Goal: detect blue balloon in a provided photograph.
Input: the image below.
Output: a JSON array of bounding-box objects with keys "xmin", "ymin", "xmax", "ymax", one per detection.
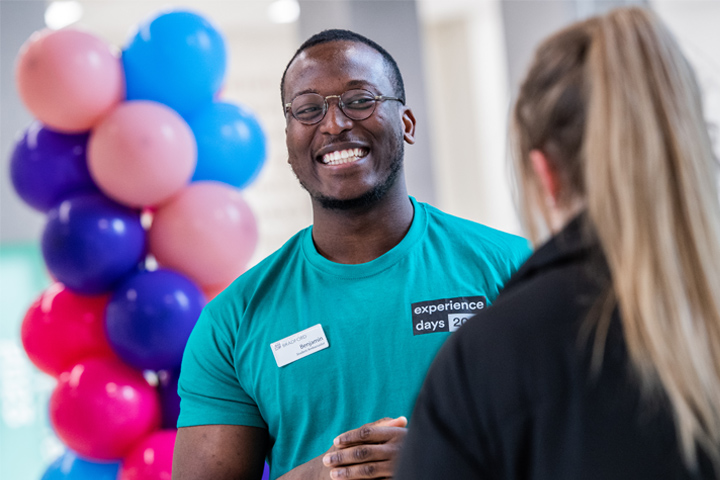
[
  {"xmin": 105, "ymin": 269, "xmax": 206, "ymax": 371},
  {"xmin": 10, "ymin": 122, "xmax": 99, "ymax": 212},
  {"xmin": 42, "ymin": 193, "xmax": 146, "ymax": 295},
  {"xmin": 262, "ymin": 462, "xmax": 270, "ymax": 480},
  {"xmin": 158, "ymin": 368, "xmax": 181, "ymax": 429},
  {"xmin": 122, "ymin": 10, "xmax": 227, "ymax": 117},
  {"xmin": 41, "ymin": 451, "xmax": 120, "ymax": 480},
  {"xmin": 188, "ymin": 101, "xmax": 266, "ymax": 189}
]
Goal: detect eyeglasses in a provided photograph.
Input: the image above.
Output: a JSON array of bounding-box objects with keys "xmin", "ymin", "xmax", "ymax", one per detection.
[{"xmin": 284, "ymin": 88, "xmax": 404, "ymax": 125}]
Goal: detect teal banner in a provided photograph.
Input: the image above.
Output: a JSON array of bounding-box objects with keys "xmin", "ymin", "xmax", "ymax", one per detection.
[{"xmin": 0, "ymin": 244, "xmax": 58, "ymax": 480}]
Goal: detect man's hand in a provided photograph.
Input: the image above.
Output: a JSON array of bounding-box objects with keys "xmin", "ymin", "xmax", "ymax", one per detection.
[{"xmin": 321, "ymin": 416, "xmax": 408, "ymax": 479}]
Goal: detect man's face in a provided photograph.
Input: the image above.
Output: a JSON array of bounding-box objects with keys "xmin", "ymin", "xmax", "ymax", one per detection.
[{"xmin": 283, "ymin": 40, "xmax": 415, "ymax": 210}]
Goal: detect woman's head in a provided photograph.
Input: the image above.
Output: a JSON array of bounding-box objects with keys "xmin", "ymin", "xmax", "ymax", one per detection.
[
  {"xmin": 512, "ymin": 19, "xmax": 592, "ymax": 240},
  {"xmin": 513, "ymin": 7, "xmax": 720, "ymax": 470},
  {"xmin": 512, "ymin": 8, "xmax": 715, "ymax": 243}
]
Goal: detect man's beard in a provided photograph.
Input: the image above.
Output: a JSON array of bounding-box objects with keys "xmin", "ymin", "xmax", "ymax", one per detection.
[{"xmin": 299, "ymin": 142, "xmax": 404, "ymax": 211}]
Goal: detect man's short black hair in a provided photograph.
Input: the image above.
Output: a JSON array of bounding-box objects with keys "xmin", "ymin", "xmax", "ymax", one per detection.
[{"xmin": 280, "ymin": 29, "xmax": 406, "ymax": 105}]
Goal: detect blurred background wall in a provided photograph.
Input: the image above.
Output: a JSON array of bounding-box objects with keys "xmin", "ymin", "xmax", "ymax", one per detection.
[{"xmin": 1, "ymin": 1, "xmax": 718, "ymax": 478}]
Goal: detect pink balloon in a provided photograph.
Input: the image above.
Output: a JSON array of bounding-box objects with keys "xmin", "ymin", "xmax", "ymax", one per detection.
[
  {"xmin": 15, "ymin": 29, "xmax": 124, "ymax": 133},
  {"xmin": 21, "ymin": 283, "xmax": 115, "ymax": 378},
  {"xmin": 49, "ymin": 358, "xmax": 161, "ymax": 460},
  {"xmin": 148, "ymin": 181, "xmax": 258, "ymax": 288},
  {"xmin": 202, "ymin": 281, "xmax": 231, "ymax": 302},
  {"xmin": 88, "ymin": 101, "xmax": 197, "ymax": 208},
  {"xmin": 119, "ymin": 430, "xmax": 176, "ymax": 480}
]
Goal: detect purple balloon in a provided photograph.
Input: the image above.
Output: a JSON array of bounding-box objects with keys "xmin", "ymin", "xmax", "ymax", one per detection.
[
  {"xmin": 10, "ymin": 122, "xmax": 99, "ymax": 212},
  {"xmin": 42, "ymin": 193, "xmax": 146, "ymax": 294},
  {"xmin": 158, "ymin": 368, "xmax": 181, "ymax": 429},
  {"xmin": 105, "ymin": 269, "xmax": 206, "ymax": 371}
]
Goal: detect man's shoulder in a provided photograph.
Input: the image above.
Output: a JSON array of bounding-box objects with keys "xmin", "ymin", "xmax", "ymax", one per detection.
[
  {"xmin": 420, "ymin": 201, "xmax": 531, "ymax": 259},
  {"xmin": 422, "ymin": 201, "xmax": 524, "ymax": 240},
  {"xmin": 210, "ymin": 227, "xmax": 309, "ymax": 306}
]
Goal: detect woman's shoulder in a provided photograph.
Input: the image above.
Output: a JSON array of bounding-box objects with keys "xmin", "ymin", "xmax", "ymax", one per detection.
[{"xmin": 430, "ymin": 258, "xmax": 604, "ymax": 414}]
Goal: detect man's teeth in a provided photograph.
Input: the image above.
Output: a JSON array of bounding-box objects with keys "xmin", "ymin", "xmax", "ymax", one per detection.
[{"xmin": 322, "ymin": 148, "xmax": 368, "ymax": 165}]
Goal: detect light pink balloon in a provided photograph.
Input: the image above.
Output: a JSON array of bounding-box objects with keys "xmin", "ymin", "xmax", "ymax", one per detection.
[
  {"xmin": 15, "ymin": 29, "xmax": 124, "ymax": 133},
  {"xmin": 203, "ymin": 281, "xmax": 232, "ymax": 302},
  {"xmin": 119, "ymin": 430, "xmax": 176, "ymax": 480},
  {"xmin": 148, "ymin": 181, "xmax": 258, "ymax": 288},
  {"xmin": 88, "ymin": 101, "xmax": 197, "ymax": 208}
]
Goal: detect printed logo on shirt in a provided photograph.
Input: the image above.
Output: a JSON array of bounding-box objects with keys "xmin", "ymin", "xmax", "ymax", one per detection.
[{"xmin": 411, "ymin": 296, "xmax": 486, "ymax": 335}]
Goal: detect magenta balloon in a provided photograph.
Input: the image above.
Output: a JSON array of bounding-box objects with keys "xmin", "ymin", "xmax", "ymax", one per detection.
[
  {"xmin": 148, "ymin": 181, "xmax": 258, "ymax": 287},
  {"xmin": 21, "ymin": 283, "xmax": 115, "ymax": 378},
  {"xmin": 88, "ymin": 101, "xmax": 196, "ymax": 208},
  {"xmin": 118, "ymin": 430, "xmax": 176, "ymax": 480},
  {"xmin": 49, "ymin": 358, "xmax": 161, "ymax": 461},
  {"xmin": 15, "ymin": 29, "xmax": 124, "ymax": 133}
]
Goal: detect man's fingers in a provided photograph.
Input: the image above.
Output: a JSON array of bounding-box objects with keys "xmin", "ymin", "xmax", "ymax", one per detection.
[
  {"xmin": 323, "ymin": 444, "xmax": 392, "ymax": 467},
  {"xmin": 334, "ymin": 425, "xmax": 405, "ymax": 448},
  {"xmin": 367, "ymin": 417, "xmax": 394, "ymax": 426},
  {"xmin": 328, "ymin": 460, "xmax": 393, "ymax": 479},
  {"xmin": 373, "ymin": 416, "xmax": 407, "ymax": 428},
  {"xmin": 325, "ymin": 418, "xmax": 407, "ymax": 478},
  {"xmin": 334, "ymin": 417, "xmax": 407, "ymax": 447}
]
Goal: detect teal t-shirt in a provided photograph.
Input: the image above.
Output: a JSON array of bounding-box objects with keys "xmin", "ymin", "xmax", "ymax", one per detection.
[{"xmin": 178, "ymin": 197, "xmax": 530, "ymax": 479}]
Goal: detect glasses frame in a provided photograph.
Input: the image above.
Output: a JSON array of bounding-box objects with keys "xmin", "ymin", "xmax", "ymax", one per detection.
[{"xmin": 284, "ymin": 88, "xmax": 405, "ymax": 125}]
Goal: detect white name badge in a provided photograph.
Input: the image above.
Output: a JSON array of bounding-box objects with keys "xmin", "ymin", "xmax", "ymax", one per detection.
[{"xmin": 270, "ymin": 324, "xmax": 329, "ymax": 368}]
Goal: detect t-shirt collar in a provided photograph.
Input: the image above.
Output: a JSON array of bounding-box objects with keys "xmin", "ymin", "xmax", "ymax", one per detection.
[{"xmin": 302, "ymin": 196, "xmax": 428, "ymax": 278}]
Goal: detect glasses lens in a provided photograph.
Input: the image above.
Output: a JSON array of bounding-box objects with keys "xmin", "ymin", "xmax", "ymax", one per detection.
[
  {"xmin": 341, "ymin": 90, "xmax": 376, "ymax": 120},
  {"xmin": 291, "ymin": 93, "xmax": 325, "ymax": 123}
]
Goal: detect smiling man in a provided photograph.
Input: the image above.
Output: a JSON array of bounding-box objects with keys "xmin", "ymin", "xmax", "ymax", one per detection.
[{"xmin": 172, "ymin": 30, "xmax": 530, "ymax": 480}]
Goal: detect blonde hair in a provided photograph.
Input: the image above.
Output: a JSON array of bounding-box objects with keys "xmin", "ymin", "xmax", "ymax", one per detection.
[{"xmin": 513, "ymin": 7, "xmax": 720, "ymax": 470}]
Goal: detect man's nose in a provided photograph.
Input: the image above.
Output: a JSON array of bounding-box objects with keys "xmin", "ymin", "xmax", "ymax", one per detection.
[{"xmin": 319, "ymin": 98, "xmax": 353, "ymax": 134}]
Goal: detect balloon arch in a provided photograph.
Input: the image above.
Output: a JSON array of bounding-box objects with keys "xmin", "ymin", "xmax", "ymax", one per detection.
[{"xmin": 11, "ymin": 9, "xmax": 270, "ymax": 480}]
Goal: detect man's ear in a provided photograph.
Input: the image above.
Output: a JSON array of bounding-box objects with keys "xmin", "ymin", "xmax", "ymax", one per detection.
[
  {"xmin": 529, "ymin": 149, "xmax": 561, "ymax": 207},
  {"xmin": 402, "ymin": 108, "xmax": 416, "ymax": 145}
]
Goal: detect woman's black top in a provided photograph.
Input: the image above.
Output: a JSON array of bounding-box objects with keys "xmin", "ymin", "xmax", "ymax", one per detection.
[{"xmin": 395, "ymin": 215, "xmax": 716, "ymax": 479}]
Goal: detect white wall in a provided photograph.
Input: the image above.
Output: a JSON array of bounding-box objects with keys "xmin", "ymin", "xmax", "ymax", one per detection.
[
  {"xmin": 419, "ymin": 0, "xmax": 521, "ymax": 235},
  {"xmin": 652, "ymin": 0, "xmax": 720, "ymax": 161}
]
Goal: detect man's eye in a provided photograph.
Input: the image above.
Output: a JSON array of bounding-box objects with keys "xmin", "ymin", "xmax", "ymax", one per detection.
[
  {"xmin": 295, "ymin": 104, "xmax": 323, "ymax": 116},
  {"xmin": 345, "ymin": 97, "xmax": 375, "ymax": 110}
]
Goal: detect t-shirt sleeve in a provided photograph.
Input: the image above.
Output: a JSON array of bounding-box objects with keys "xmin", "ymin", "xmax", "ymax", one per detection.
[
  {"xmin": 177, "ymin": 307, "xmax": 266, "ymax": 429},
  {"xmin": 394, "ymin": 334, "xmax": 495, "ymax": 479},
  {"xmin": 482, "ymin": 232, "xmax": 532, "ymax": 305},
  {"xmin": 508, "ymin": 235, "xmax": 533, "ymax": 273}
]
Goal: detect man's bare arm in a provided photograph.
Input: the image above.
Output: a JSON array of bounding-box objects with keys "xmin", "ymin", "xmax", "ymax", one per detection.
[{"xmin": 172, "ymin": 425, "xmax": 268, "ymax": 480}]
